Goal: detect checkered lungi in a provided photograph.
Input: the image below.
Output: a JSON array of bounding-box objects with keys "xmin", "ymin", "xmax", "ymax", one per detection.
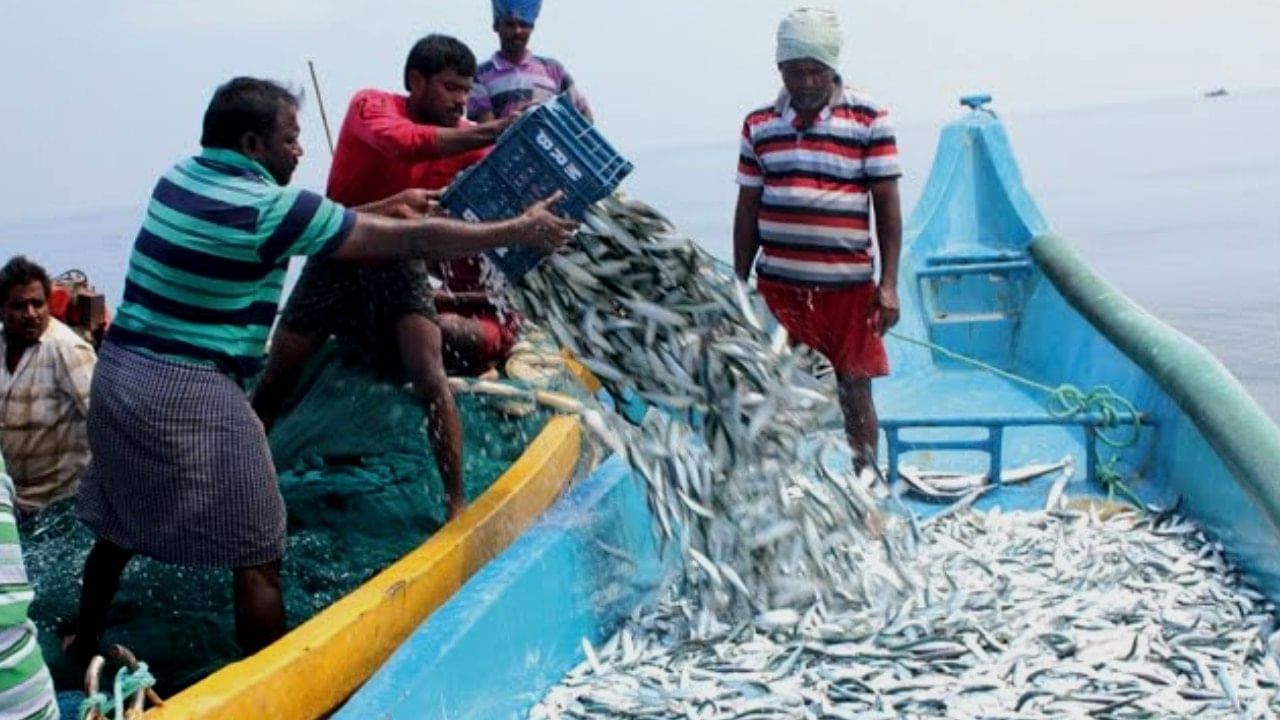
[{"xmin": 77, "ymin": 341, "xmax": 285, "ymax": 568}]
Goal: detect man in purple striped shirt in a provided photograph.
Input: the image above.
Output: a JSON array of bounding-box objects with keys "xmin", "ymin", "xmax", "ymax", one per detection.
[{"xmin": 468, "ymin": 0, "xmax": 593, "ymax": 123}]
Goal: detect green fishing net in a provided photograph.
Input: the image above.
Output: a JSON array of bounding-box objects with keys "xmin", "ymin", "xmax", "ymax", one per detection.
[{"xmin": 22, "ymin": 341, "xmax": 553, "ymax": 695}]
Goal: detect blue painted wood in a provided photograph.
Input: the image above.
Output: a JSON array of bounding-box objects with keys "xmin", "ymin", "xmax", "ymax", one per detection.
[
  {"xmin": 925, "ymin": 251, "xmax": 1023, "ymax": 266},
  {"xmin": 916, "ymin": 260, "xmax": 1033, "ymax": 276},
  {"xmin": 882, "ymin": 412, "xmax": 1148, "ymax": 427},
  {"xmin": 881, "ymin": 413, "xmax": 1152, "ymax": 485}
]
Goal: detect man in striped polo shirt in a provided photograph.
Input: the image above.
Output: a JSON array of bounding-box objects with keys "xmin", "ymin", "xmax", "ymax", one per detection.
[
  {"xmin": 66, "ymin": 77, "xmax": 575, "ymax": 661},
  {"xmin": 734, "ymin": 8, "xmax": 903, "ymax": 472},
  {"xmin": 468, "ymin": 0, "xmax": 593, "ymax": 123},
  {"xmin": 0, "ymin": 450, "xmax": 58, "ymax": 720}
]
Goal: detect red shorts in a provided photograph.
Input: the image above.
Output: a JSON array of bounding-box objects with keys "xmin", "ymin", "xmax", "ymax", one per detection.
[
  {"xmin": 436, "ymin": 299, "xmax": 521, "ymax": 375},
  {"xmin": 475, "ymin": 311, "xmax": 520, "ymax": 362},
  {"xmin": 434, "ymin": 260, "xmax": 521, "ymax": 371},
  {"xmin": 757, "ymin": 278, "xmax": 890, "ymax": 378}
]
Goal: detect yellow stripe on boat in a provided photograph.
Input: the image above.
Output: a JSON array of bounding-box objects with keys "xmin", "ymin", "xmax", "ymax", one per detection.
[
  {"xmin": 148, "ymin": 415, "xmax": 582, "ymax": 720},
  {"xmin": 561, "ymin": 349, "xmax": 603, "ymax": 392}
]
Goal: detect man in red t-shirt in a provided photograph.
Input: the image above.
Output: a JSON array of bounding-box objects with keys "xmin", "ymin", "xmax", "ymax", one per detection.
[
  {"xmin": 254, "ymin": 35, "xmax": 519, "ymax": 520},
  {"xmin": 323, "ymin": 33, "xmax": 523, "ymax": 378},
  {"xmin": 324, "ymin": 36, "xmax": 524, "ymax": 379}
]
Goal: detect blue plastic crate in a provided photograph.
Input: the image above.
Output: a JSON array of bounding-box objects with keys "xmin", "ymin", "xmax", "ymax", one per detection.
[{"xmin": 441, "ymin": 93, "xmax": 633, "ymax": 280}]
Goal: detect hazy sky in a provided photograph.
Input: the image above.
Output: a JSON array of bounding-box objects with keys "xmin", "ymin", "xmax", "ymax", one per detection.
[{"xmin": 1, "ymin": 1, "xmax": 1277, "ymax": 223}]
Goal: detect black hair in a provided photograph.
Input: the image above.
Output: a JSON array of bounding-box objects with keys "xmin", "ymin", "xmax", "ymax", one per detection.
[
  {"xmin": 403, "ymin": 34, "xmax": 477, "ymax": 90},
  {"xmin": 0, "ymin": 255, "xmax": 50, "ymax": 301},
  {"xmin": 200, "ymin": 77, "xmax": 302, "ymax": 150}
]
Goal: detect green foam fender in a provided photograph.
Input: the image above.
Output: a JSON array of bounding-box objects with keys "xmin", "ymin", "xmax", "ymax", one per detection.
[{"xmin": 1030, "ymin": 233, "xmax": 1280, "ymax": 526}]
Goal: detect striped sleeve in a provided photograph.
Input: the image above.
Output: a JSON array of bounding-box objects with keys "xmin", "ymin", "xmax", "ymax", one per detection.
[
  {"xmin": 736, "ymin": 119, "xmax": 764, "ymax": 187},
  {"xmin": 0, "ymin": 482, "xmax": 32, "ymax": 622},
  {"xmin": 467, "ymin": 80, "xmax": 493, "ymax": 119},
  {"xmin": 260, "ymin": 190, "xmax": 357, "ymax": 262},
  {"xmin": 863, "ymin": 108, "xmax": 901, "ymax": 180},
  {"xmin": 552, "ymin": 61, "xmax": 591, "ymax": 118},
  {"xmin": 0, "ymin": 469, "xmax": 58, "ymax": 720},
  {"xmin": 548, "ymin": 58, "xmax": 573, "ymax": 94},
  {"xmin": 565, "ymin": 80, "xmax": 591, "ymax": 118}
]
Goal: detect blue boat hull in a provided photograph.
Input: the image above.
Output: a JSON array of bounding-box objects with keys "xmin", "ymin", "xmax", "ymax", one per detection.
[{"xmin": 337, "ymin": 103, "xmax": 1280, "ymax": 719}]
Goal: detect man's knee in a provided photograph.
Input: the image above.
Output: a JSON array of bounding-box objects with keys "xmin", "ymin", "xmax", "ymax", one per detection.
[
  {"xmin": 87, "ymin": 537, "xmax": 134, "ymax": 571},
  {"xmin": 232, "ymin": 560, "xmax": 285, "ymax": 653},
  {"xmin": 836, "ymin": 374, "xmax": 873, "ymax": 401},
  {"xmin": 435, "ymin": 313, "xmax": 484, "ymax": 347},
  {"xmin": 255, "ymin": 329, "xmax": 323, "ymax": 399},
  {"xmin": 263, "ymin": 328, "xmax": 324, "ymax": 372},
  {"xmin": 438, "ymin": 312, "xmax": 517, "ymax": 376},
  {"xmin": 234, "ymin": 560, "xmax": 282, "ymax": 590},
  {"xmin": 396, "ymin": 315, "xmax": 446, "ymax": 372}
]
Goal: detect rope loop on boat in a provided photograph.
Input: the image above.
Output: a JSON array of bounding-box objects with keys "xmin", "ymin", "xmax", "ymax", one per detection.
[
  {"xmin": 79, "ymin": 661, "xmax": 157, "ymax": 720},
  {"xmin": 1094, "ymin": 455, "xmax": 1146, "ymax": 509},
  {"xmin": 1046, "ymin": 384, "xmax": 1142, "ymax": 448}
]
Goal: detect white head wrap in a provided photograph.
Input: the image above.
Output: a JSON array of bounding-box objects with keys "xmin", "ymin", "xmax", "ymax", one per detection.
[{"xmin": 776, "ymin": 8, "xmax": 843, "ymax": 70}]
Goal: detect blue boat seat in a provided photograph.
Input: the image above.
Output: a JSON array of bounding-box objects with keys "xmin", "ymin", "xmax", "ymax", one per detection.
[
  {"xmin": 881, "ymin": 410, "xmax": 1154, "ymax": 491},
  {"xmin": 918, "ymin": 249, "xmax": 1036, "ymax": 370}
]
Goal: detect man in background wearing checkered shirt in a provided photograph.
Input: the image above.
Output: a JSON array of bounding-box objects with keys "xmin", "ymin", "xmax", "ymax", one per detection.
[{"xmin": 0, "ymin": 256, "xmax": 96, "ymax": 514}]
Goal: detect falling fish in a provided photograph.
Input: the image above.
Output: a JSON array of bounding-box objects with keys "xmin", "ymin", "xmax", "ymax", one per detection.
[{"xmin": 507, "ymin": 196, "xmax": 878, "ymax": 617}]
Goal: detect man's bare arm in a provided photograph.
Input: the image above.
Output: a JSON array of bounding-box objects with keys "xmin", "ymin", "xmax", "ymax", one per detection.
[
  {"xmin": 733, "ymin": 186, "xmax": 764, "ymax": 282},
  {"xmin": 869, "ymin": 179, "xmax": 903, "ymax": 333},
  {"xmin": 431, "ymin": 114, "xmax": 518, "ymax": 156},
  {"xmin": 870, "ymin": 179, "xmax": 902, "ymax": 288},
  {"xmin": 332, "ymin": 191, "xmax": 575, "ymax": 263},
  {"xmin": 354, "ymin": 189, "xmax": 442, "ymax": 219}
]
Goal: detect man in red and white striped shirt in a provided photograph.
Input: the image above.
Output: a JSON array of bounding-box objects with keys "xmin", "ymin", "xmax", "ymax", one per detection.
[{"xmin": 733, "ymin": 7, "xmax": 903, "ymax": 471}]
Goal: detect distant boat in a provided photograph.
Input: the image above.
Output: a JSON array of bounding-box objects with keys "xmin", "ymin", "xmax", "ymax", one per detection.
[{"xmin": 1205, "ymin": 88, "xmax": 1229, "ymax": 98}]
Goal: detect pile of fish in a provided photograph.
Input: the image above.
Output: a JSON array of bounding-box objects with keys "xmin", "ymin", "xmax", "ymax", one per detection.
[
  {"xmin": 502, "ymin": 195, "xmax": 885, "ymax": 613},
  {"xmin": 534, "ymin": 500, "xmax": 1280, "ymax": 719}
]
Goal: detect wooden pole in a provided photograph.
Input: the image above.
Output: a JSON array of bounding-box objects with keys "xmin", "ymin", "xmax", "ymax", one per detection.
[{"xmin": 307, "ymin": 60, "xmax": 335, "ymax": 156}]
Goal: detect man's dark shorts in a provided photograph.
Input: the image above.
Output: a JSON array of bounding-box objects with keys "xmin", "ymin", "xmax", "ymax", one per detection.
[{"xmin": 280, "ymin": 258, "xmax": 437, "ymax": 374}]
